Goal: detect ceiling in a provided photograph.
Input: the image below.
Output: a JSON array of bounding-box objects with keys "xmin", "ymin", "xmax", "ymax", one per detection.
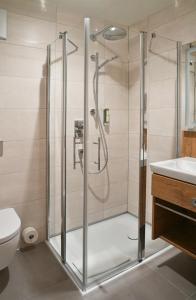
[{"xmin": 56, "ymin": 0, "xmax": 176, "ymax": 26}]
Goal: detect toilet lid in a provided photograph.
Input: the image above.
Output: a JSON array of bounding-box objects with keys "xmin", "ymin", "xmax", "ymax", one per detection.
[{"xmin": 0, "ymin": 208, "xmax": 21, "ymax": 244}]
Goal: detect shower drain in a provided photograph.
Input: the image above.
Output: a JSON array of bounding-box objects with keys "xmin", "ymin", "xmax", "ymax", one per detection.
[{"xmin": 127, "ymin": 235, "xmax": 138, "ymax": 241}]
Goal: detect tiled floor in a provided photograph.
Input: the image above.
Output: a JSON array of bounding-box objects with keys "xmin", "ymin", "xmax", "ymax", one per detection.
[{"xmin": 0, "ymin": 243, "xmax": 195, "ymax": 300}]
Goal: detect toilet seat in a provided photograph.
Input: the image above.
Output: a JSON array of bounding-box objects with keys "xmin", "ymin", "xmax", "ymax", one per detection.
[{"xmin": 0, "ymin": 208, "xmax": 21, "ymax": 244}]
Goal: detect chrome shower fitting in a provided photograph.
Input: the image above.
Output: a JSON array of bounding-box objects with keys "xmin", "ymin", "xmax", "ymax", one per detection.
[
  {"xmin": 90, "ymin": 53, "xmax": 119, "ymax": 70},
  {"xmin": 73, "ymin": 120, "xmax": 84, "ymax": 169}
]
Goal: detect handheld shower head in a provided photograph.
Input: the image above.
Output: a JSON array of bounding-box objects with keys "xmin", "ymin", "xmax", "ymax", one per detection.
[{"xmin": 98, "ymin": 55, "xmax": 118, "ymax": 69}]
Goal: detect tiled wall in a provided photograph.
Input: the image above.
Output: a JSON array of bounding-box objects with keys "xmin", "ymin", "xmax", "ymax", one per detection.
[
  {"xmin": 0, "ymin": 0, "xmax": 58, "ymax": 243},
  {"xmin": 128, "ymin": 0, "xmax": 196, "ymax": 223},
  {"xmin": 0, "ymin": 0, "xmax": 129, "ymax": 241},
  {"xmin": 2, "ymin": 0, "xmax": 195, "ymax": 244},
  {"xmin": 50, "ymin": 17, "xmax": 129, "ymax": 234}
]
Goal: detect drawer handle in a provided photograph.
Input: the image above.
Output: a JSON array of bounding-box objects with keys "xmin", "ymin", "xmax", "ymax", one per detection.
[{"xmin": 192, "ymin": 198, "xmax": 196, "ymax": 207}]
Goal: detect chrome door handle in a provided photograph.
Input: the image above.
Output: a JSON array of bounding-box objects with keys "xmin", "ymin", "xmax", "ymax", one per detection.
[
  {"xmin": 73, "ymin": 137, "xmax": 82, "ymax": 169},
  {"xmin": 93, "ymin": 137, "xmax": 101, "ymax": 171}
]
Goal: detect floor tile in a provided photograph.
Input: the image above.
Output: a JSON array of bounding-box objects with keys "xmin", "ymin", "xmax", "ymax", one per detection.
[
  {"xmin": 0, "ymin": 243, "xmax": 68, "ymax": 300},
  {"xmin": 0, "ymin": 243, "xmax": 195, "ymax": 300},
  {"xmin": 147, "ymin": 249, "xmax": 196, "ymax": 297}
]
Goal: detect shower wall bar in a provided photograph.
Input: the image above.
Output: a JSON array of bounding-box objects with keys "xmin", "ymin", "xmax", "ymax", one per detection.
[
  {"xmin": 83, "ymin": 17, "xmax": 90, "ymax": 289},
  {"xmin": 138, "ymin": 31, "xmax": 147, "ymax": 262},
  {"xmin": 46, "ymin": 44, "xmax": 51, "ymax": 242},
  {"xmin": 60, "ymin": 31, "xmax": 67, "ymax": 263},
  {"xmin": 176, "ymin": 41, "xmax": 182, "ymax": 158}
]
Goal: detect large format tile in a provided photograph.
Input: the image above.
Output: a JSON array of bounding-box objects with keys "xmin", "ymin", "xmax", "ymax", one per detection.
[
  {"xmin": 0, "ymin": 76, "xmax": 46, "ymax": 109},
  {"xmin": 0, "ymin": 43, "xmax": 46, "ymax": 79},
  {"xmin": 7, "ymin": 12, "xmax": 56, "ymax": 48},
  {"xmin": 148, "ymin": 108, "xmax": 176, "ymax": 137},
  {"xmin": 0, "ymin": 109, "xmax": 46, "ymax": 141},
  {"xmin": 0, "ymin": 139, "xmax": 46, "ymax": 175},
  {"xmin": 0, "ymin": 243, "xmax": 194, "ymax": 300},
  {"xmin": 0, "ymin": 0, "xmax": 57, "ymax": 22},
  {"xmin": 0, "ymin": 168, "xmax": 46, "ymax": 205},
  {"xmin": 0, "ymin": 243, "xmax": 68, "ymax": 300},
  {"xmin": 147, "ymin": 250, "xmax": 196, "ymax": 297}
]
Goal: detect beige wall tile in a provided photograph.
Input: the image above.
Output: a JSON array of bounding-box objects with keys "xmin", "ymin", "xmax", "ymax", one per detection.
[
  {"xmin": 129, "ymin": 81, "xmax": 140, "ymax": 110},
  {"xmin": 103, "ymin": 204, "xmax": 127, "ymax": 219},
  {"xmin": 0, "ymin": 0, "xmax": 57, "ymax": 22},
  {"xmin": 0, "ymin": 43, "xmax": 47, "ymax": 79},
  {"xmin": 109, "ymin": 110, "xmax": 128, "ymax": 134},
  {"xmin": 13, "ymin": 198, "xmax": 46, "ymax": 230},
  {"xmin": 156, "ymin": 9, "xmax": 196, "ymax": 44},
  {"xmin": 128, "ymin": 179, "xmax": 139, "ymax": 217},
  {"xmin": 104, "ymin": 84, "xmax": 128, "ymax": 110},
  {"xmin": 129, "ymin": 110, "xmax": 140, "ymax": 134},
  {"xmin": 107, "ymin": 134, "xmax": 128, "ymax": 159},
  {"xmin": 148, "ymin": 135, "xmax": 176, "ymax": 162},
  {"xmin": 0, "ymin": 139, "xmax": 46, "ymax": 174},
  {"xmin": 104, "ymin": 182, "xmax": 128, "ymax": 210},
  {"xmin": 0, "ymin": 109, "xmax": 46, "ymax": 140},
  {"xmin": 148, "ymin": 51, "xmax": 176, "ymax": 83},
  {"xmin": 0, "ymin": 168, "xmax": 46, "ymax": 206},
  {"xmin": 149, "ymin": 78, "xmax": 176, "ymax": 109},
  {"xmin": 7, "ymin": 12, "xmax": 56, "ymax": 48},
  {"xmin": 0, "ymin": 76, "xmax": 46, "ymax": 109},
  {"xmin": 148, "ymin": 108, "xmax": 176, "ymax": 137}
]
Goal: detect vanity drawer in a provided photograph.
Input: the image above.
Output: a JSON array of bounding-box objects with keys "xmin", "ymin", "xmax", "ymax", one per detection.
[{"xmin": 152, "ymin": 174, "xmax": 196, "ymax": 213}]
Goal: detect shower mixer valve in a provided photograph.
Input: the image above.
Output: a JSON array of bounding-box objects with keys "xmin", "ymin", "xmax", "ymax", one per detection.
[
  {"xmin": 73, "ymin": 120, "xmax": 84, "ymax": 169},
  {"xmin": 74, "ymin": 120, "xmax": 84, "ymax": 138}
]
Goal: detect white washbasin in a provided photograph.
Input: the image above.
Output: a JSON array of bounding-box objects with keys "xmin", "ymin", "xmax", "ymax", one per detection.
[{"xmin": 150, "ymin": 157, "xmax": 196, "ymax": 185}]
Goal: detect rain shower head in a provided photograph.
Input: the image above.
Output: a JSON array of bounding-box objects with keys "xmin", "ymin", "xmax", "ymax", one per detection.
[
  {"xmin": 103, "ymin": 26, "xmax": 127, "ymax": 41},
  {"xmin": 90, "ymin": 25, "xmax": 127, "ymax": 41}
]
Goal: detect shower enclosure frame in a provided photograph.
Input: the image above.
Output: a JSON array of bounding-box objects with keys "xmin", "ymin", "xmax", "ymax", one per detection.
[{"xmin": 46, "ymin": 19, "xmax": 182, "ymax": 292}]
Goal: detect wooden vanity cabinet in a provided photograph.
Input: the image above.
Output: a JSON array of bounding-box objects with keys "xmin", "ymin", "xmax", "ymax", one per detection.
[{"xmin": 152, "ymin": 174, "xmax": 196, "ymax": 259}]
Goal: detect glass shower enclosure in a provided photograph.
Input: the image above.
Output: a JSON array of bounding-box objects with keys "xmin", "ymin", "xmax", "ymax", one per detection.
[{"xmin": 46, "ymin": 18, "xmax": 181, "ymax": 291}]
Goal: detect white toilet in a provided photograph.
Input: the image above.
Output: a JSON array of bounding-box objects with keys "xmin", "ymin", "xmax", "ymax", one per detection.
[{"xmin": 0, "ymin": 208, "xmax": 21, "ymax": 270}]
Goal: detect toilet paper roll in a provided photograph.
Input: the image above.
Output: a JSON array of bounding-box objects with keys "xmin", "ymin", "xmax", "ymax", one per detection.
[{"xmin": 22, "ymin": 227, "xmax": 38, "ymax": 244}]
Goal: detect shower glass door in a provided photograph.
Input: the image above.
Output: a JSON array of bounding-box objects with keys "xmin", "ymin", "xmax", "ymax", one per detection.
[
  {"xmin": 47, "ymin": 18, "xmax": 177, "ymax": 291},
  {"xmin": 47, "ymin": 31, "xmax": 85, "ymax": 288},
  {"xmin": 85, "ymin": 19, "xmax": 140, "ymax": 285},
  {"xmin": 47, "ymin": 37, "xmax": 64, "ymax": 252}
]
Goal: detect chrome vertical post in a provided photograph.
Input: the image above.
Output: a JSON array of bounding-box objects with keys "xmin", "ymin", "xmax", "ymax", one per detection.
[
  {"xmin": 138, "ymin": 31, "xmax": 147, "ymax": 262},
  {"xmin": 95, "ymin": 52, "xmax": 99, "ymax": 122},
  {"xmin": 83, "ymin": 17, "xmax": 90, "ymax": 290},
  {"xmin": 176, "ymin": 41, "xmax": 182, "ymax": 157},
  {"xmin": 60, "ymin": 32, "xmax": 68, "ymax": 263},
  {"xmin": 46, "ymin": 44, "xmax": 51, "ymax": 241}
]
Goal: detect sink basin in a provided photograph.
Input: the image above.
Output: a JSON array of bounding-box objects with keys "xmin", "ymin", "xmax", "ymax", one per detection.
[{"xmin": 150, "ymin": 157, "xmax": 196, "ymax": 185}]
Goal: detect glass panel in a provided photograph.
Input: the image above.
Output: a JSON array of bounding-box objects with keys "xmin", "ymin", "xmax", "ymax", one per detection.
[
  {"xmin": 128, "ymin": 31, "xmax": 141, "ymax": 258},
  {"xmin": 183, "ymin": 43, "xmax": 196, "ymax": 129},
  {"xmin": 65, "ymin": 28, "xmax": 84, "ymax": 282},
  {"xmin": 48, "ymin": 31, "xmax": 85, "ymax": 285},
  {"xmin": 145, "ymin": 33, "xmax": 177, "ymax": 257},
  {"xmin": 48, "ymin": 38, "xmax": 63, "ymax": 256},
  {"xmin": 87, "ymin": 19, "xmax": 135, "ymax": 284}
]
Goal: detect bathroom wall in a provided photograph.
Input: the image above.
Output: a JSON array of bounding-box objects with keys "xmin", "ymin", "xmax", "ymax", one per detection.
[
  {"xmin": 53, "ymin": 18, "xmax": 129, "ymax": 233},
  {"xmin": 0, "ymin": 0, "xmax": 129, "ymax": 241},
  {"xmin": 0, "ymin": 0, "xmax": 58, "ymax": 243},
  {"xmin": 128, "ymin": 0, "xmax": 196, "ymax": 223}
]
